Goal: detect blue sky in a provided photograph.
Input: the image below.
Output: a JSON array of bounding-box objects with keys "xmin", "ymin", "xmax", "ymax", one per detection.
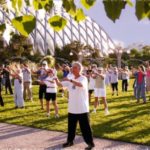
[{"xmin": 82, "ymin": 1, "xmax": 150, "ymax": 47}]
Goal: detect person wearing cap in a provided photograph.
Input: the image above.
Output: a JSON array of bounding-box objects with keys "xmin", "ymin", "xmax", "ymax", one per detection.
[
  {"xmin": 33, "ymin": 61, "xmax": 49, "ymax": 109},
  {"xmin": 40, "ymin": 69, "xmax": 59, "ymax": 118},
  {"xmin": 92, "ymin": 67, "xmax": 109, "ymax": 115},
  {"xmin": 55, "ymin": 62, "xmax": 95, "ymax": 150}
]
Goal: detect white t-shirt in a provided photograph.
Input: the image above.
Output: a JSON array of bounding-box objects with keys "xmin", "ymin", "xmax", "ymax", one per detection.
[
  {"xmin": 67, "ymin": 72, "xmax": 74, "ymax": 79},
  {"xmin": 122, "ymin": 71, "xmax": 129, "ymax": 80},
  {"xmin": 110, "ymin": 71, "xmax": 118, "ymax": 83},
  {"xmin": 44, "ymin": 76, "xmax": 57, "ymax": 93},
  {"xmin": 22, "ymin": 68, "xmax": 32, "ymax": 82},
  {"xmin": 88, "ymin": 76, "xmax": 95, "ymax": 90},
  {"xmin": 89, "ymin": 76, "xmax": 95, "ymax": 90},
  {"xmin": 105, "ymin": 71, "xmax": 110, "ymax": 85},
  {"xmin": 62, "ymin": 75, "xmax": 89, "ymax": 114}
]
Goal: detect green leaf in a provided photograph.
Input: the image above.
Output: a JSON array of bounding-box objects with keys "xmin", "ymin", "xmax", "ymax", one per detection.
[
  {"xmin": 62, "ymin": 0, "xmax": 76, "ymax": 17},
  {"xmin": 0, "ymin": 24, "xmax": 6, "ymax": 33},
  {"xmin": 25, "ymin": 0, "xmax": 30, "ymax": 6},
  {"xmin": 74, "ymin": 8, "xmax": 86, "ymax": 22},
  {"xmin": 11, "ymin": 0, "xmax": 23, "ymax": 13},
  {"xmin": 12, "ymin": 15, "xmax": 36, "ymax": 37},
  {"xmin": 18, "ymin": 0, "xmax": 23, "ymax": 11},
  {"xmin": 33, "ymin": 0, "xmax": 41, "ymax": 10},
  {"xmin": 103, "ymin": 0, "xmax": 127, "ymax": 22},
  {"xmin": 48, "ymin": 15, "xmax": 67, "ymax": 32},
  {"xmin": 80, "ymin": 0, "xmax": 96, "ymax": 10},
  {"xmin": 126, "ymin": 0, "xmax": 133, "ymax": 7},
  {"xmin": 136, "ymin": 0, "xmax": 150, "ymax": 20},
  {"xmin": 12, "ymin": 0, "xmax": 17, "ymax": 12},
  {"xmin": 33, "ymin": 0, "xmax": 53, "ymax": 11},
  {"xmin": 44, "ymin": 0, "xmax": 53, "ymax": 12}
]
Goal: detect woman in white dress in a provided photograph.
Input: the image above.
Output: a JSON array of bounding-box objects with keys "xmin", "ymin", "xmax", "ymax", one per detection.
[{"xmin": 11, "ymin": 64, "xmax": 24, "ymax": 108}]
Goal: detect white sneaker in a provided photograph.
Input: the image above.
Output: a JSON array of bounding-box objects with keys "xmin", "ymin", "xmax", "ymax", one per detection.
[
  {"xmin": 105, "ymin": 109, "xmax": 110, "ymax": 115},
  {"xmin": 55, "ymin": 114, "xmax": 59, "ymax": 118},
  {"xmin": 92, "ymin": 109, "xmax": 96, "ymax": 113}
]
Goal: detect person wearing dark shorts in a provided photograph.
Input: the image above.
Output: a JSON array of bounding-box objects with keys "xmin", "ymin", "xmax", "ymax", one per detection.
[
  {"xmin": 34, "ymin": 61, "xmax": 48, "ymax": 109},
  {"xmin": 86, "ymin": 66, "xmax": 96, "ymax": 103},
  {"xmin": 39, "ymin": 84, "xmax": 46, "ymax": 100},
  {"xmin": 43, "ymin": 69, "xmax": 59, "ymax": 118}
]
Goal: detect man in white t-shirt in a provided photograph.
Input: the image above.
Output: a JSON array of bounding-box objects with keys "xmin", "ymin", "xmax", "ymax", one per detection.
[{"xmin": 55, "ymin": 62, "xmax": 95, "ymax": 150}]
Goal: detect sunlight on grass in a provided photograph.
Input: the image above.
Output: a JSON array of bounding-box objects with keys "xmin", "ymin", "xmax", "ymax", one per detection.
[{"xmin": 0, "ymin": 79, "xmax": 150, "ymax": 145}]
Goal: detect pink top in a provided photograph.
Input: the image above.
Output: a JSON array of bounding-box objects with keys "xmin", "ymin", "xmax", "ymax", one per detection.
[
  {"xmin": 146, "ymin": 70, "xmax": 150, "ymax": 77},
  {"xmin": 138, "ymin": 72, "xmax": 143, "ymax": 84}
]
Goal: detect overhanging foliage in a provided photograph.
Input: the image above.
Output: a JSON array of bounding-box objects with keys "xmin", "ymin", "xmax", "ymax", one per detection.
[{"xmin": 0, "ymin": 0, "xmax": 149, "ymax": 37}]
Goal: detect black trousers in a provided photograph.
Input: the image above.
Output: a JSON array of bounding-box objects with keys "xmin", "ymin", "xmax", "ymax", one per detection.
[
  {"xmin": 122, "ymin": 79, "xmax": 128, "ymax": 92},
  {"xmin": 5, "ymin": 79, "xmax": 13, "ymax": 94},
  {"xmin": 0, "ymin": 96, "xmax": 4, "ymax": 106},
  {"xmin": 67, "ymin": 113, "xmax": 94, "ymax": 145},
  {"xmin": 111, "ymin": 82, "xmax": 118, "ymax": 92}
]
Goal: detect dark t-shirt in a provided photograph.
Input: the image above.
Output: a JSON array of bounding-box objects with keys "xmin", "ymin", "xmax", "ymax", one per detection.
[
  {"xmin": 2, "ymin": 69, "xmax": 10, "ymax": 80},
  {"xmin": 0, "ymin": 77, "xmax": 2, "ymax": 92}
]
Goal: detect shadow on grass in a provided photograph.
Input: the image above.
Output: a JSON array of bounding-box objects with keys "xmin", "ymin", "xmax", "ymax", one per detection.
[{"xmin": 92, "ymin": 108, "xmax": 150, "ymax": 146}]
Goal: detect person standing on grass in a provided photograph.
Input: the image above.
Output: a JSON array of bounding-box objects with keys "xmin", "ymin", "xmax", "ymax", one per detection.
[
  {"xmin": 0, "ymin": 67, "xmax": 4, "ymax": 107},
  {"xmin": 22, "ymin": 63, "xmax": 33, "ymax": 101},
  {"xmin": 92, "ymin": 67, "xmax": 109, "ymax": 115},
  {"xmin": 86, "ymin": 69, "xmax": 95, "ymax": 103},
  {"xmin": 40, "ymin": 69, "xmax": 59, "ymax": 118},
  {"xmin": 2, "ymin": 64, "xmax": 13, "ymax": 95},
  {"xmin": 60, "ymin": 64, "xmax": 70, "ymax": 97},
  {"xmin": 145, "ymin": 62, "xmax": 150, "ymax": 100},
  {"xmin": 33, "ymin": 61, "xmax": 48, "ymax": 110},
  {"xmin": 55, "ymin": 62, "xmax": 95, "ymax": 150},
  {"xmin": 120, "ymin": 66, "xmax": 130, "ymax": 92},
  {"xmin": 11, "ymin": 64, "xmax": 24, "ymax": 108},
  {"xmin": 133, "ymin": 65, "xmax": 147, "ymax": 104},
  {"xmin": 109, "ymin": 67, "xmax": 119, "ymax": 96}
]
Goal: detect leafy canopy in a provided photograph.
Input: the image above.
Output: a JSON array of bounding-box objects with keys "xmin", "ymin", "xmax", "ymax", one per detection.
[{"xmin": 0, "ymin": 0, "xmax": 149, "ymax": 37}]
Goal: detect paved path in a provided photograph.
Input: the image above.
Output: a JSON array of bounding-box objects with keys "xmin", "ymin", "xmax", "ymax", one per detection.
[{"xmin": 0, "ymin": 123, "xmax": 150, "ymax": 150}]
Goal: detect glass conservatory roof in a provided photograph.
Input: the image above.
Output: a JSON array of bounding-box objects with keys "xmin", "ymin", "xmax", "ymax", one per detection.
[{"xmin": 0, "ymin": 0, "xmax": 115, "ymax": 56}]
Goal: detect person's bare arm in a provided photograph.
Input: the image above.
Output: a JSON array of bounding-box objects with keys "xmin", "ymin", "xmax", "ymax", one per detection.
[{"xmin": 54, "ymin": 78, "xmax": 63, "ymax": 87}]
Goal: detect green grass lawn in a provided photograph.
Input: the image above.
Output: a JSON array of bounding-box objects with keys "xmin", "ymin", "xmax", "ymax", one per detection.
[{"xmin": 0, "ymin": 79, "xmax": 150, "ymax": 145}]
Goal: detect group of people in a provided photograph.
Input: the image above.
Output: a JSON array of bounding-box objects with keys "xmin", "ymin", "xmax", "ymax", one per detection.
[
  {"xmin": 0, "ymin": 63, "xmax": 32, "ymax": 108},
  {"xmin": 1, "ymin": 60, "xmax": 150, "ymax": 150},
  {"xmin": 1, "ymin": 61, "xmax": 150, "ymax": 110},
  {"xmin": 132, "ymin": 64, "xmax": 150, "ymax": 104}
]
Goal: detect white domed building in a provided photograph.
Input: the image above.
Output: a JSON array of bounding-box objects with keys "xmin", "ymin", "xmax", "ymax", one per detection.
[{"xmin": 0, "ymin": 1, "xmax": 115, "ymax": 56}]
